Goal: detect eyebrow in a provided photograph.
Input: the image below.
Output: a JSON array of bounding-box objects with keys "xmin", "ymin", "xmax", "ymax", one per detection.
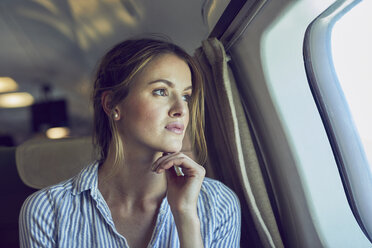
[{"xmin": 148, "ymin": 79, "xmax": 192, "ymax": 91}]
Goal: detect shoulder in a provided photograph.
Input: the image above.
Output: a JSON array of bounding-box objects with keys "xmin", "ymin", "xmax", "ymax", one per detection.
[
  {"xmin": 198, "ymin": 177, "xmax": 241, "ymax": 246},
  {"xmin": 20, "ymin": 162, "xmax": 98, "ymax": 218},
  {"xmin": 20, "ymin": 177, "xmax": 75, "ymax": 220},
  {"xmin": 200, "ymin": 177, "xmax": 240, "ymax": 209},
  {"xmin": 199, "ymin": 177, "xmax": 241, "ymax": 223},
  {"xmin": 19, "ymin": 163, "xmax": 98, "ymax": 247},
  {"xmin": 19, "ymin": 178, "xmax": 75, "ymax": 247}
]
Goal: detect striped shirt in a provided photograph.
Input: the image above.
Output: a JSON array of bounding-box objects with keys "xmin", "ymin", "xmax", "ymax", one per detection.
[{"xmin": 19, "ymin": 162, "xmax": 241, "ymax": 247}]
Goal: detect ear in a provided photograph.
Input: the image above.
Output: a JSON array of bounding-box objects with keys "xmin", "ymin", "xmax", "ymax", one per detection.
[{"xmin": 101, "ymin": 91, "xmax": 120, "ymax": 120}]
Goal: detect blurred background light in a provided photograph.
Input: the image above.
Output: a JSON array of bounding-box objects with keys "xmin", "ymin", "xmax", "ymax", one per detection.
[
  {"xmin": 0, "ymin": 92, "xmax": 34, "ymax": 108},
  {"xmin": 0, "ymin": 77, "xmax": 18, "ymax": 93},
  {"xmin": 46, "ymin": 127, "xmax": 70, "ymax": 139}
]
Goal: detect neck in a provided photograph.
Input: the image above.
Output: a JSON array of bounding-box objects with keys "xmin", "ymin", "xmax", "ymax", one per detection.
[{"xmin": 98, "ymin": 147, "xmax": 166, "ymax": 210}]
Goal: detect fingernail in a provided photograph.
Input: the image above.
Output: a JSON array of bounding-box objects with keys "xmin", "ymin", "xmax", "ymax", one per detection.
[{"xmin": 174, "ymin": 166, "xmax": 184, "ymax": 176}]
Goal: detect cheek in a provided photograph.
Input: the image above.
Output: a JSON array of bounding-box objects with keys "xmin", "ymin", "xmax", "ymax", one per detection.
[
  {"xmin": 185, "ymin": 110, "xmax": 190, "ymax": 127},
  {"xmin": 128, "ymin": 100, "xmax": 163, "ymax": 125}
]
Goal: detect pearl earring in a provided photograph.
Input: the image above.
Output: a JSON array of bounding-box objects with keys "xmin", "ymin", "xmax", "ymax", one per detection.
[{"xmin": 114, "ymin": 112, "xmax": 119, "ymax": 119}]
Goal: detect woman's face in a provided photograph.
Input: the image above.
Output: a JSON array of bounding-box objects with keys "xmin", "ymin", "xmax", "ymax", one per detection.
[{"xmin": 116, "ymin": 53, "xmax": 192, "ymax": 154}]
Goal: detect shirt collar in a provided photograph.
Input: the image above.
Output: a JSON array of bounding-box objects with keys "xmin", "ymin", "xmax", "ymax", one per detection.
[{"xmin": 71, "ymin": 161, "xmax": 99, "ymax": 196}]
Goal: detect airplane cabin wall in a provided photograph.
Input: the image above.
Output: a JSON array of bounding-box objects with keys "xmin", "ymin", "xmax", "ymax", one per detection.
[{"xmin": 228, "ymin": 0, "xmax": 371, "ymax": 247}]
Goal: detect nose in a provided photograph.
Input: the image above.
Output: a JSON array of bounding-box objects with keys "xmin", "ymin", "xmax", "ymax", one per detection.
[{"xmin": 169, "ymin": 96, "xmax": 187, "ymax": 118}]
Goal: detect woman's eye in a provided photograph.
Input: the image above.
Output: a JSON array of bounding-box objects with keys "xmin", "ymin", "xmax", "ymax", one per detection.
[
  {"xmin": 182, "ymin": 94, "xmax": 192, "ymax": 102},
  {"xmin": 153, "ymin": 89, "xmax": 167, "ymax": 96}
]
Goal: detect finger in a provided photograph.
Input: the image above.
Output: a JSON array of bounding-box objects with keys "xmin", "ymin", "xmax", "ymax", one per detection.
[
  {"xmin": 163, "ymin": 153, "xmax": 184, "ymax": 175},
  {"xmin": 156, "ymin": 155, "xmax": 205, "ymax": 177},
  {"xmin": 155, "ymin": 155, "xmax": 184, "ymax": 176},
  {"xmin": 152, "ymin": 152, "xmax": 180, "ymax": 171},
  {"xmin": 155, "ymin": 156, "xmax": 186, "ymax": 172}
]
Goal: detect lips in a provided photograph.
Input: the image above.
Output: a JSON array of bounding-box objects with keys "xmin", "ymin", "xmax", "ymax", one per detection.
[{"xmin": 165, "ymin": 122, "xmax": 185, "ymax": 134}]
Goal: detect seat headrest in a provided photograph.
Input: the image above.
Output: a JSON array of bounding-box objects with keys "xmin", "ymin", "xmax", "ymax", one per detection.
[{"xmin": 16, "ymin": 137, "xmax": 96, "ymax": 189}]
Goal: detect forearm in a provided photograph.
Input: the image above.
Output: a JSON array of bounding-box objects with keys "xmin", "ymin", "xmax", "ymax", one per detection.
[{"xmin": 173, "ymin": 211, "xmax": 204, "ymax": 248}]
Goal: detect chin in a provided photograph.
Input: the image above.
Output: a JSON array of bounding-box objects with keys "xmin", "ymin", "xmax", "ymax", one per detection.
[
  {"xmin": 154, "ymin": 137, "xmax": 184, "ymax": 153},
  {"xmin": 163, "ymin": 147, "xmax": 182, "ymax": 153},
  {"xmin": 162, "ymin": 143, "xmax": 183, "ymax": 153}
]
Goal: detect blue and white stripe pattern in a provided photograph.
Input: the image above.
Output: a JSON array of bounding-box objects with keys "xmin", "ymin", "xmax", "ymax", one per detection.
[{"xmin": 19, "ymin": 162, "xmax": 241, "ymax": 247}]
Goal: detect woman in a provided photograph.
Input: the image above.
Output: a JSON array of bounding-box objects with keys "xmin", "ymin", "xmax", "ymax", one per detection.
[{"xmin": 19, "ymin": 38, "xmax": 241, "ymax": 247}]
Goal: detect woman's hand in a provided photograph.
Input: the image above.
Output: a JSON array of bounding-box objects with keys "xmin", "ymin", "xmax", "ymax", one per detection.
[
  {"xmin": 152, "ymin": 152, "xmax": 205, "ymax": 248},
  {"xmin": 152, "ymin": 152, "xmax": 206, "ymax": 214}
]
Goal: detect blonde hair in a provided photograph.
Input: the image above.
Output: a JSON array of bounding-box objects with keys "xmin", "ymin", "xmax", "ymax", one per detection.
[{"xmin": 92, "ymin": 38, "xmax": 207, "ymax": 166}]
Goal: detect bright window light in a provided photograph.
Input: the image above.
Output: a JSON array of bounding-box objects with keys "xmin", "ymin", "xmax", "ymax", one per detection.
[{"xmin": 331, "ymin": 0, "xmax": 372, "ymax": 169}]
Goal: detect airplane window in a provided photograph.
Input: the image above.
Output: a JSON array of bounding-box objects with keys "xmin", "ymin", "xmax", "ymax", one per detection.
[
  {"xmin": 303, "ymin": 0, "xmax": 372, "ymax": 242},
  {"xmin": 331, "ymin": 0, "xmax": 372, "ymax": 170}
]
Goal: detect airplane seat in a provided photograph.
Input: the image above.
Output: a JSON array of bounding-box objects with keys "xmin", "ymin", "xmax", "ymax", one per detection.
[
  {"xmin": 14, "ymin": 135, "xmax": 194, "ymax": 190},
  {"xmin": 0, "ymin": 146, "xmax": 37, "ymax": 248},
  {"xmin": 0, "ymin": 137, "xmax": 95, "ymax": 248},
  {"xmin": 15, "ymin": 137, "xmax": 96, "ymax": 190},
  {"xmin": 0, "ymin": 135, "xmax": 194, "ymax": 247}
]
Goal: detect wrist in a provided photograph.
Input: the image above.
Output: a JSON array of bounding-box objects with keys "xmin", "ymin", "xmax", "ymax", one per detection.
[
  {"xmin": 172, "ymin": 210, "xmax": 203, "ymax": 248},
  {"xmin": 171, "ymin": 205, "xmax": 198, "ymax": 217},
  {"xmin": 172, "ymin": 209, "xmax": 200, "ymax": 224}
]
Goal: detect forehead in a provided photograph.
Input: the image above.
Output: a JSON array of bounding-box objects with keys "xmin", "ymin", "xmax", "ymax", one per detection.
[{"xmin": 131, "ymin": 53, "xmax": 192, "ymax": 89}]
